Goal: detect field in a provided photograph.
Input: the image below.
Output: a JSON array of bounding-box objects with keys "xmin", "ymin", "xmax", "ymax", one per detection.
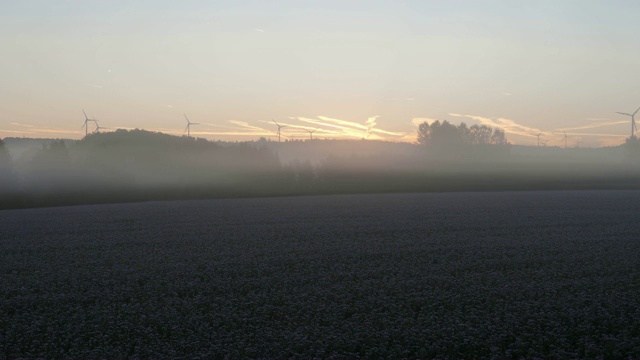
[{"xmin": 2, "ymin": 191, "xmax": 640, "ymax": 358}]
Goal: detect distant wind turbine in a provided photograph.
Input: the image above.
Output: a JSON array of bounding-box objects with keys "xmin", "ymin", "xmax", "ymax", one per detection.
[
  {"xmin": 184, "ymin": 114, "xmax": 199, "ymax": 137},
  {"xmin": 535, "ymin": 132, "xmax": 542, "ymax": 147},
  {"xmin": 273, "ymin": 120, "xmax": 286, "ymax": 142},
  {"xmin": 306, "ymin": 128, "xmax": 318, "ymax": 140},
  {"xmin": 562, "ymin": 131, "xmax": 569, "ymax": 149},
  {"xmin": 81, "ymin": 109, "xmax": 96, "ymax": 137},
  {"xmin": 94, "ymin": 119, "xmax": 109, "ymax": 133},
  {"xmin": 615, "ymin": 106, "xmax": 640, "ymax": 137}
]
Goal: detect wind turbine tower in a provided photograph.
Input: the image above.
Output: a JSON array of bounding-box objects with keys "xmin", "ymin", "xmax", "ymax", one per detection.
[
  {"xmin": 184, "ymin": 114, "xmax": 199, "ymax": 137},
  {"xmin": 615, "ymin": 106, "xmax": 640, "ymax": 137},
  {"xmin": 273, "ymin": 120, "xmax": 286, "ymax": 142},
  {"xmin": 306, "ymin": 128, "xmax": 317, "ymax": 140},
  {"xmin": 81, "ymin": 109, "xmax": 96, "ymax": 137},
  {"xmin": 563, "ymin": 131, "xmax": 569, "ymax": 149},
  {"xmin": 535, "ymin": 132, "xmax": 542, "ymax": 147}
]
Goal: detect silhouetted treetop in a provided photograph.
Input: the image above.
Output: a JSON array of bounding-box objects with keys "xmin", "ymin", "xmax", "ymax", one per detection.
[{"xmin": 417, "ymin": 121, "xmax": 508, "ymax": 147}]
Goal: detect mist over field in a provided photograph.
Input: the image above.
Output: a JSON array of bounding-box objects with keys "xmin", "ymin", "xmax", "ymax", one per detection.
[
  {"xmin": 2, "ymin": 126, "xmax": 640, "ymax": 209},
  {"xmin": 2, "ymin": 124, "xmax": 640, "ymax": 209}
]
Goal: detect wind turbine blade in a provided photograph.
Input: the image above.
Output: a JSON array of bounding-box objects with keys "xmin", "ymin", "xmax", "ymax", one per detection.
[
  {"xmin": 184, "ymin": 125, "xmax": 189, "ymax": 133},
  {"xmin": 184, "ymin": 114, "xmax": 190, "ymax": 123},
  {"xmin": 634, "ymin": 106, "xmax": 640, "ymax": 116},
  {"xmin": 616, "ymin": 112, "xmax": 632, "ymax": 116},
  {"xmin": 83, "ymin": 109, "xmax": 88, "ymax": 120},
  {"xmin": 273, "ymin": 120, "xmax": 280, "ymax": 127}
]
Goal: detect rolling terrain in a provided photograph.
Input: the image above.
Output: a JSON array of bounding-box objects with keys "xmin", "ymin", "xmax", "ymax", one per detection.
[{"xmin": 2, "ymin": 191, "xmax": 640, "ymax": 358}]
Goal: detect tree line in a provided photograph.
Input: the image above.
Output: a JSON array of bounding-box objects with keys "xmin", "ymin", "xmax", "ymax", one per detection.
[
  {"xmin": 416, "ymin": 120, "xmax": 509, "ymax": 160},
  {"xmin": 3, "ymin": 123, "xmax": 640, "ymax": 209}
]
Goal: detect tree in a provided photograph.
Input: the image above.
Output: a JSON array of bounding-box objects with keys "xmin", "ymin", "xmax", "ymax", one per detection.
[
  {"xmin": 469, "ymin": 125, "xmax": 493, "ymax": 145},
  {"xmin": 416, "ymin": 121, "xmax": 510, "ymax": 160},
  {"xmin": 490, "ymin": 129, "xmax": 508, "ymax": 145}
]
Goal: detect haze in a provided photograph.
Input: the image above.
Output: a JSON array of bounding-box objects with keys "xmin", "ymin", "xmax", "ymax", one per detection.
[{"xmin": 2, "ymin": 1, "xmax": 640, "ymax": 147}]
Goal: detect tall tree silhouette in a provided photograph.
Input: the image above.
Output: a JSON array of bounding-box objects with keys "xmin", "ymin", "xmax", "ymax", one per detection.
[{"xmin": 417, "ymin": 121, "xmax": 509, "ymax": 160}]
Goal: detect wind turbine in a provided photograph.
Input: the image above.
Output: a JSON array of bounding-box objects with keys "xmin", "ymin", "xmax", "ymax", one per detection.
[
  {"xmin": 615, "ymin": 106, "xmax": 640, "ymax": 137},
  {"xmin": 562, "ymin": 131, "xmax": 569, "ymax": 149},
  {"xmin": 94, "ymin": 119, "xmax": 109, "ymax": 133},
  {"xmin": 184, "ymin": 114, "xmax": 199, "ymax": 137},
  {"xmin": 535, "ymin": 132, "xmax": 542, "ymax": 147},
  {"xmin": 273, "ymin": 120, "xmax": 286, "ymax": 142},
  {"xmin": 306, "ymin": 128, "xmax": 318, "ymax": 140},
  {"xmin": 81, "ymin": 109, "xmax": 96, "ymax": 137}
]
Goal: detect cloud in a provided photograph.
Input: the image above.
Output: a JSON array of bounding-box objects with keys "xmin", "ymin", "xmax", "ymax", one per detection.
[
  {"xmin": 297, "ymin": 117, "xmax": 365, "ymax": 138},
  {"xmin": 563, "ymin": 132, "xmax": 627, "ymax": 138},
  {"xmin": 411, "ymin": 117, "xmax": 438, "ymax": 126},
  {"xmin": 555, "ymin": 120, "xmax": 628, "ymax": 132},
  {"xmin": 0, "ymin": 129, "xmax": 35, "ymax": 134},
  {"xmin": 10, "ymin": 122, "xmax": 36, "ymax": 128},
  {"xmin": 90, "ymin": 84, "xmax": 103, "ymax": 89},
  {"xmin": 365, "ymin": 116, "xmax": 378, "ymax": 137},
  {"xmin": 449, "ymin": 113, "xmax": 546, "ymax": 138},
  {"xmin": 34, "ymin": 128, "xmax": 80, "ymax": 135},
  {"xmin": 370, "ymin": 128, "xmax": 406, "ymax": 137},
  {"xmin": 226, "ymin": 120, "xmax": 274, "ymax": 136},
  {"xmin": 295, "ymin": 116, "xmax": 402, "ymax": 140},
  {"xmin": 317, "ymin": 116, "xmax": 368, "ymax": 131},
  {"xmin": 501, "ymin": 92, "xmax": 512, "ymax": 96}
]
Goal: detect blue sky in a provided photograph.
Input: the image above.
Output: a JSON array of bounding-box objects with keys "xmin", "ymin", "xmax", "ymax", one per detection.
[{"xmin": 2, "ymin": 1, "xmax": 640, "ymax": 146}]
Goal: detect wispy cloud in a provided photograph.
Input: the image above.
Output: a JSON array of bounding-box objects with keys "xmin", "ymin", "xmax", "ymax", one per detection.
[
  {"xmin": 411, "ymin": 117, "xmax": 439, "ymax": 126},
  {"xmin": 501, "ymin": 92, "xmax": 512, "ymax": 96},
  {"xmin": 293, "ymin": 116, "xmax": 406, "ymax": 140},
  {"xmin": 365, "ymin": 116, "xmax": 378, "ymax": 137},
  {"xmin": 555, "ymin": 120, "xmax": 627, "ymax": 132},
  {"xmin": 317, "ymin": 116, "xmax": 368, "ymax": 131},
  {"xmin": 229, "ymin": 120, "xmax": 274, "ymax": 135},
  {"xmin": 34, "ymin": 128, "xmax": 80, "ymax": 135},
  {"xmin": 563, "ymin": 132, "xmax": 627, "ymax": 138},
  {"xmin": 0, "ymin": 129, "xmax": 35, "ymax": 134},
  {"xmin": 90, "ymin": 84, "xmax": 103, "ymax": 89},
  {"xmin": 297, "ymin": 117, "xmax": 365, "ymax": 138},
  {"xmin": 449, "ymin": 113, "xmax": 546, "ymax": 138},
  {"xmin": 10, "ymin": 122, "xmax": 36, "ymax": 128}
]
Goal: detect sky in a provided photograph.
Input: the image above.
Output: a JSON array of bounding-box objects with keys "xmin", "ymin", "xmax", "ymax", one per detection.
[{"xmin": 2, "ymin": 0, "xmax": 640, "ymax": 147}]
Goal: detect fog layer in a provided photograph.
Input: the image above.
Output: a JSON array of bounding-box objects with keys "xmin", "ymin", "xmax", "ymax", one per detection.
[{"xmin": 1, "ymin": 125, "xmax": 640, "ymax": 209}]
